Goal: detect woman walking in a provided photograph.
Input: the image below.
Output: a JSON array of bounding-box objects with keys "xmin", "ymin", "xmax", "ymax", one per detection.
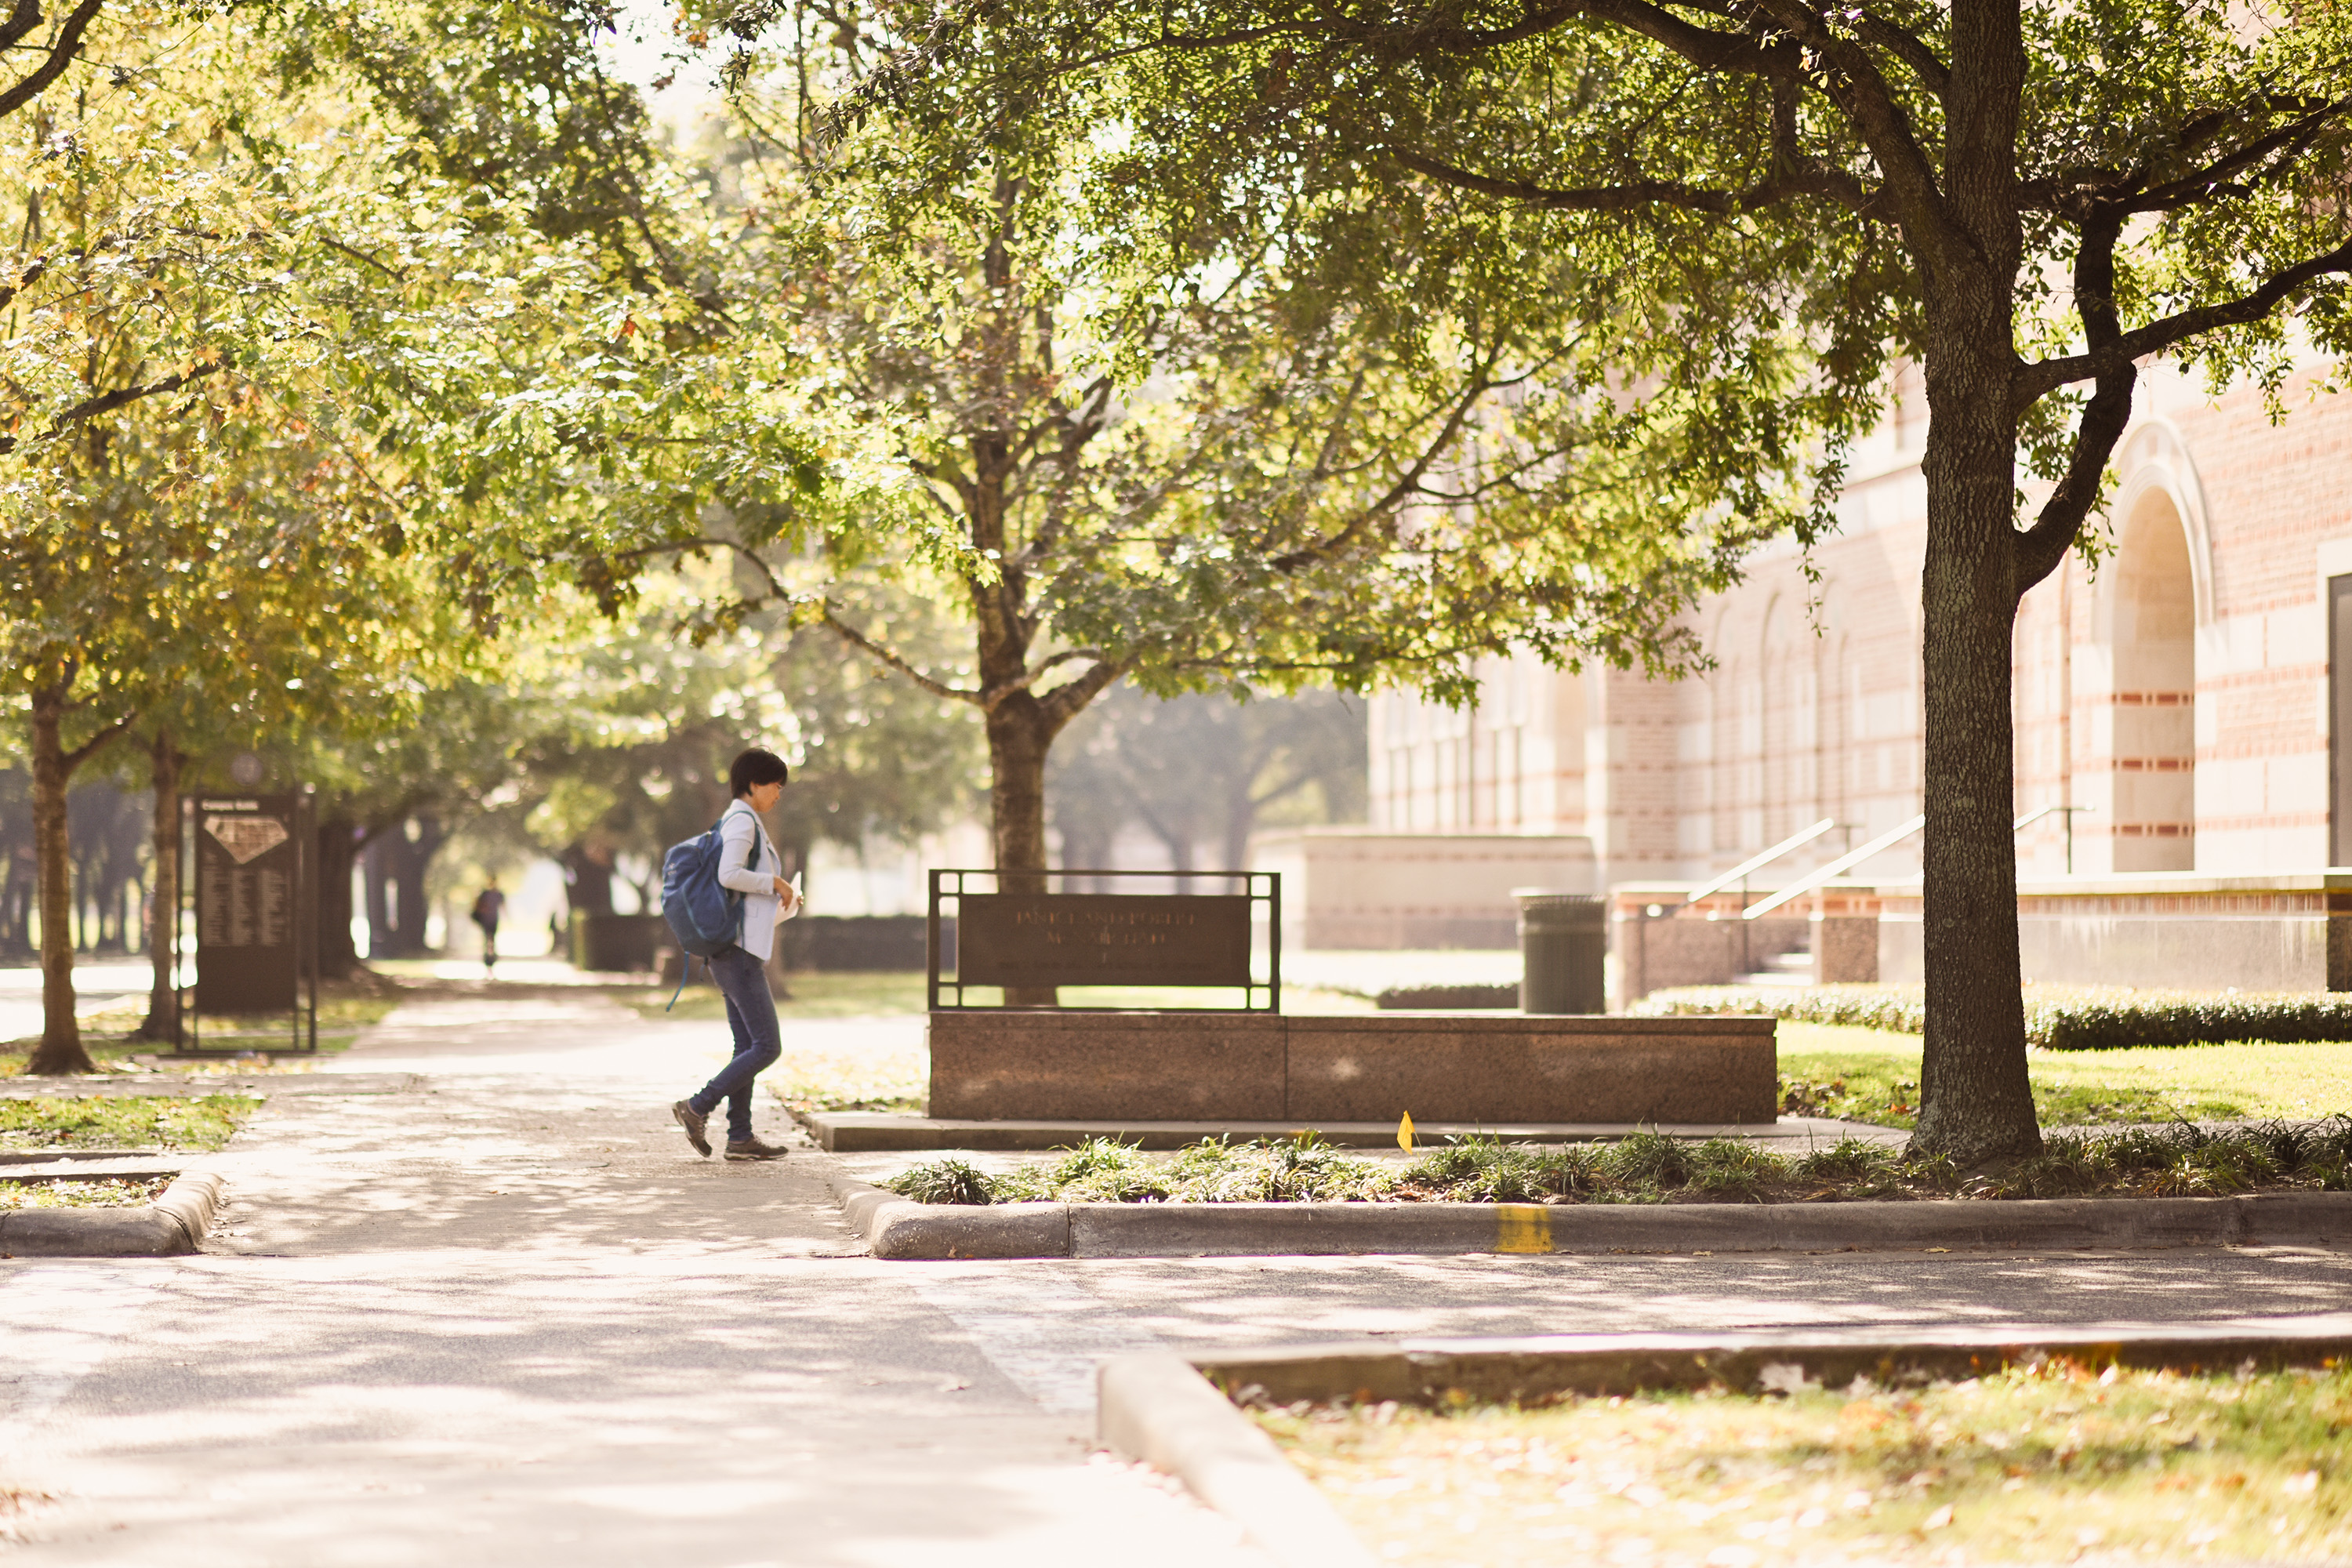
[{"xmin": 672, "ymin": 748, "xmax": 800, "ymax": 1160}]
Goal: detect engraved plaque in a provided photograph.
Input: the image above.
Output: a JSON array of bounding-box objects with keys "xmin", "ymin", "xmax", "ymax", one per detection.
[{"xmin": 955, "ymin": 894, "xmax": 1253, "ymax": 989}]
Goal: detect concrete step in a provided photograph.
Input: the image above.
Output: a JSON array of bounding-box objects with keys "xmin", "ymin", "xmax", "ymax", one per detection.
[{"xmin": 1736, "ymin": 970, "xmax": 1816, "ymax": 988}]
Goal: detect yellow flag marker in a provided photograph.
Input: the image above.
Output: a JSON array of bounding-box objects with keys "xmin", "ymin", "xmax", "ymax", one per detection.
[{"xmin": 1398, "ymin": 1112, "xmax": 1415, "ymax": 1151}]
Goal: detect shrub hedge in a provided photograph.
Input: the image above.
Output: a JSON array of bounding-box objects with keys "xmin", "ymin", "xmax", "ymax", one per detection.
[
  {"xmin": 884, "ymin": 1121, "xmax": 2352, "ymax": 1205},
  {"xmin": 1631, "ymin": 982, "xmax": 2352, "ymax": 1051}
]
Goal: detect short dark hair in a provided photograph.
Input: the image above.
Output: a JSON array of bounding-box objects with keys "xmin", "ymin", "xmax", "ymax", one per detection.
[{"xmin": 729, "ymin": 748, "xmax": 790, "ymax": 797}]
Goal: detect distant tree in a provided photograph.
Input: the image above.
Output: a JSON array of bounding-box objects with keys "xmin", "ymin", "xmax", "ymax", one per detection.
[
  {"xmin": 64, "ymin": 783, "xmax": 146, "ymax": 953},
  {"xmin": 1048, "ymin": 689, "xmax": 1366, "ymax": 884},
  {"xmin": 0, "ymin": 766, "xmax": 31, "ymax": 961},
  {"xmin": 438, "ymin": 580, "xmax": 981, "ymax": 929}
]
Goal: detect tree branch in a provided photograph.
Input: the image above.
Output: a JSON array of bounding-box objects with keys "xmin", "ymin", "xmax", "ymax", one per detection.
[
  {"xmin": 2016, "ymin": 236, "xmax": 2352, "ymax": 407},
  {"xmin": 1744, "ymin": 0, "xmax": 1972, "ymax": 270},
  {"xmin": 976, "ymin": 645, "xmax": 1104, "ymax": 709},
  {"xmin": 820, "ymin": 604, "xmax": 982, "ymax": 706},
  {"xmin": 0, "ymin": 0, "xmax": 103, "ymax": 122},
  {"xmin": 319, "ymin": 234, "xmax": 407, "ymax": 281},
  {"xmin": 1385, "ymin": 143, "xmax": 1875, "ymax": 216},
  {"xmin": 1037, "ymin": 658, "xmax": 1127, "ymax": 736},
  {"xmin": 0, "ymin": 358, "xmax": 225, "ymax": 455},
  {"xmin": 2128, "ymin": 102, "xmax": 2348, "ymax": 212},
  {"xmin": 1268, "ymin": 350, "xmax": 1508, "ymax": 572},
  {"xmin": 0, "ymin": 0, "xmax": 45, "ymax": 53},
  {"xmin": 62, "ymin": 709, "xmax": 136, "ymax": 771},
  {"xmin": 1851, "ymin": 9, "xmax": 1948, "ymax": 96},
  {"xmin": 2016, "ymin": 212, "xmax": 2136, "ymax": 595},
  {"xmin": 1571, "ymin": 0, "xmax": 1800, "ymax": 78}
]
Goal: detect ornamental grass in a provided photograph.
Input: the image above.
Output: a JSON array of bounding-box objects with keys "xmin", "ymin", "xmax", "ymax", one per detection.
[{"xmin": 882, "ymin": 1120, "xmax": 2352, "ymax": 1207}]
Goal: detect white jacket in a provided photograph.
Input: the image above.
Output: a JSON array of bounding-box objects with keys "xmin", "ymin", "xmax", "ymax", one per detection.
[{"xmin": 715, "ymin": 800, "xmax": 789, "ymax": 959}]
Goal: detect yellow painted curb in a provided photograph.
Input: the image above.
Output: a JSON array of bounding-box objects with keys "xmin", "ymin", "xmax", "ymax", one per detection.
[{"xmin": 1495, "ymin": 1203, "xmax": 1553, "ymax": 1254}]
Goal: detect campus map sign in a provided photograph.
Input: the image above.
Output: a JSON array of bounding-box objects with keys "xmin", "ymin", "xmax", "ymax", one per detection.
[{"xmin": 194, "ymin": 795, "xmax": 300, "ymax": 1013}]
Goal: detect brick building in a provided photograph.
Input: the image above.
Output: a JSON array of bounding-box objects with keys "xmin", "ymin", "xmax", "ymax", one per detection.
[
  {"xmin": 1359, "ymin": 362, "xmax": 2352, "ymax": 991},
  {"xmin": 1372, "ymin": 361, "xmax": 2352, "ymax": 886}
]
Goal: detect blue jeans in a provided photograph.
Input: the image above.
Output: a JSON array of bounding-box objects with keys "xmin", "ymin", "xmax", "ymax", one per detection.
[{"xmin": 687, "ymin": 946, "xmax": 780, "ymax": 1142}]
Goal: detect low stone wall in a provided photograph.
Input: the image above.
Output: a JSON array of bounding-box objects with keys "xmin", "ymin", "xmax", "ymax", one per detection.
[
  {"xmin": 1611, "ymin": 871, "xmax": 2352, "ymax": 1000},
  {"xmin": 1877, "ymin": 872, "xmax": 2352, "ymax": 992},
  {"xmin": 927, "ymin": 1011, "xmax": 1777, "ymax": 1124}
]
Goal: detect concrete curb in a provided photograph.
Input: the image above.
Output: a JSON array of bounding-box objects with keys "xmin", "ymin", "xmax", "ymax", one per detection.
[
  {"xmin": 0, "ymin": 1171, "xmax": 223, "ymax": 1258},
  {"xmin": 1097, "ymin": 1352, "xmax": 1375, "ymax": 1568},
  {"xmin": 832, "ymin": 1180, "xmax": 2352, "ymax": 1260},
  {"xmin": 1187, "ymin": 1312, "xmax": 2352, "ymax": 1406},
  {"xmin": 829, "ymin": 1176, "xmax": 1069, "ymax": 1260},
  {"xmin": 797, "ymin": 1109, "xmax": 1877, "ymax": 1152}
]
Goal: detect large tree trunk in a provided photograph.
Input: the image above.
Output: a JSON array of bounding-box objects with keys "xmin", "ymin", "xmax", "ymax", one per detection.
[
  {"xmin": 364, "ymin": 816, "xmax": 447, "ymax": 958},
  {"xmin": 137, "ymin": 730, "xmax": 180, "ymax": 1043},
  {"xmin": 1909, "ymin": 303, "xmax": 2043, "ymax": 1165},
  {"xmin": 28, "ymin": 682, "xmax": 94, "ymax": 1076},
  {"xmin": 560, "ymin": 842, "xmax": 616, "ymax": 916},
  {"xmin": 315, "ymin": 815, "xmax": 361, "ymax": 979},
  {"xmin": 1222, "ymin": 771, "xmax": 1255, "ymax": 881},
  {"xmin": 987, "ymin": 694, "xmax": 1058, "ymax": 1004},
  {"xmin": 988, "ymin": 695, "xmax": 1054, "ymax": 879}
]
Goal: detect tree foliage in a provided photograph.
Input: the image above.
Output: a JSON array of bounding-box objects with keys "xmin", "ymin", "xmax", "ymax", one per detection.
[{"xmin": 0, "ymin": 2, "xmax": 562, "ymax": 1064}]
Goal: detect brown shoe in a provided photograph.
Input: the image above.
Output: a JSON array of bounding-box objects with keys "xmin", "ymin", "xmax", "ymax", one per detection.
[
  {"xmin": 724, "ymin": 1137, "xmax": 789, "ymax": 1162},
  {"xmin": 672, "ymin": 1099, "xmax": 711, "ymax": 1157}
]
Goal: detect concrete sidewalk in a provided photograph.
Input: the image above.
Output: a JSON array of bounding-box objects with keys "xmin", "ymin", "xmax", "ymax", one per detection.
[
  {"xmin": 1, "ymin": 988, "xmax": 1261, "ymax": 1566},
  {"xmin": 4, "ymin": 983, "xmax": 2349, "ymax": 1566}
]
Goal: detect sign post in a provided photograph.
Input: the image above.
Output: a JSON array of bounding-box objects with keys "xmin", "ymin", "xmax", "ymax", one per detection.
[{"xmin": 187, "ymin": 792, "xmax": 319, "ymax": 1054}]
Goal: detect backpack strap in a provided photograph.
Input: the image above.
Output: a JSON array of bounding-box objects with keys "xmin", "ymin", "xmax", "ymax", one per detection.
[{"xmin": 664, "ymin": 953, "xmax": 702, "ymax": 1013}]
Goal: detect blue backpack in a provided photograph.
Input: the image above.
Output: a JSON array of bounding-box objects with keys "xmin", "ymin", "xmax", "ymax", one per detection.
[{"xmin": 659, "ymin": 811, "xmax": 761, "ymax": 1008}]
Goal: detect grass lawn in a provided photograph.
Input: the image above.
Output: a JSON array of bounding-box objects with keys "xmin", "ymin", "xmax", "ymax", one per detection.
[
  {"xmin": 2, "ymin": 990, "xmax": 394, "ymax": 1076},
  {"xmin": 633, "ymin": 971, "xmax": 931, "ymax": 1021},
  {"xmin": 0, "ymin": 1176, "xmax": 172, "ymax": 1209},
  {"xmin": 768, "ymin": 1044, "xmax": 928, "ymax": 1114},
  {"xmin": 1261, "ymin": 1359, "xmax": 2351, "ymax": 1566},
  {"xmin": 0, "ymin": 1095, "xmax": 260, "ymax": 1151},
  {"xmin": 1777, "ymin": 1022, "xmax": 2352, "ymax": 1128}
]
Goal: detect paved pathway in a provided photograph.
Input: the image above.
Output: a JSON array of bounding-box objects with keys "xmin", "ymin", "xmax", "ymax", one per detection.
[{"xmin": 4, "ymin": 985, "xmax": 2349, "ymax": 1566}]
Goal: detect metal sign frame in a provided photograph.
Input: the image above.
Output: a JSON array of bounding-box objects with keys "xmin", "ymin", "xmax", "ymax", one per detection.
[
  {"xmin": 927, "ymin": 869, "xmax": 1280, "ymax": 1012},
  {"xmin": 180, "ymin": 790, "xmax": 319, "ymax": 1055}
]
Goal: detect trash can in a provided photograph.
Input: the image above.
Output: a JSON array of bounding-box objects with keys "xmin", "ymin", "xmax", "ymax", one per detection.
[{"xmin": 1515, "ymin": 890, "xmax": 1607, "ymax": 1014}]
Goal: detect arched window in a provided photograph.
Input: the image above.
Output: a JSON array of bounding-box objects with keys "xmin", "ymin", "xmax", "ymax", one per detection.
[{"xmin": 2108, "ymin": 492, "xmax": 2197, "ymax": 871}]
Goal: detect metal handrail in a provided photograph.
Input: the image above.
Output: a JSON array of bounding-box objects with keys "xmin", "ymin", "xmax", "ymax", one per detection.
[
  {"xmin": 1739, "ymin": 804, "xmax": 2088, "ymax": 920},
  {"xmin": 1743, "ymin": 814, "xmax": 1925, "ymax": 920},
  {"xmin": 1679, "ymin": 817, "xmax": 1838, "ymax": 909},
  {"xmin": 2010, "ymin": 802, "xmax": 2094, "ymax": 875}
]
